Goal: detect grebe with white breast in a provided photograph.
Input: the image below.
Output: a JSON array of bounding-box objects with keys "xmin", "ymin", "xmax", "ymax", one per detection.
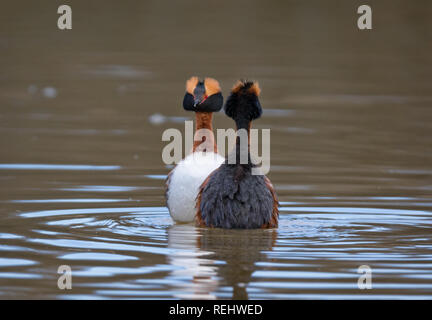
[{"xmin": 166, "ymin": 77, "xmax": 225, "ymax": 222}]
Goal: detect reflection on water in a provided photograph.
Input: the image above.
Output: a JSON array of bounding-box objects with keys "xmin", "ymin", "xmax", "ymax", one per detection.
[
  {"xmin": 167, "ymin": 225, "xmax": 219, "ymax": 300},
  {"xmin": 168, "ymin": 225, "xmax": 276, "ymax": 299},
  {"xmin": 1, "ymin": 0, "xmax": 432, "ymax": 299},
  {"xmin": 197, "ymin": 228, "xmax": 277, "ymax": 300}
]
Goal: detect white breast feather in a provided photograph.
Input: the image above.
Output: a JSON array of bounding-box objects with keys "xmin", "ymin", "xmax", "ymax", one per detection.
[{"xmin": 167, "ymin": 152, "xmax": 225, "ymax": 222}]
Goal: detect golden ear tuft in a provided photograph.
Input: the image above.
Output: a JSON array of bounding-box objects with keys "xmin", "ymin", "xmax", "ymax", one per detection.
[
  {"xmin": 248, "ymin": 82, "xmax": 261, "ymax": 96},
  {"xmin": 231, "ymin": 80, "xmax": 244, "ymax": 94},
  {"xmin": 186, "ymin": 76, "xmax": 199, "ymax": 94},
  {"xmin": 231, "ymin": 80, "xmax": 261, "ymax": 96},
  {"xmin": 204, "ymin": 77, "xmax": 221, "ymax": 96}
]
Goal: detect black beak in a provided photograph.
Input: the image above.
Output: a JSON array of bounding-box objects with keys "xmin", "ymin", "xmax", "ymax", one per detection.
[
  {"xmin": 193, "ymin": 81, "xmax": 206, "ymax": 107},
  {"xmin": 193, "ymin": 93, "xmax": 205, "ymax": 107}
]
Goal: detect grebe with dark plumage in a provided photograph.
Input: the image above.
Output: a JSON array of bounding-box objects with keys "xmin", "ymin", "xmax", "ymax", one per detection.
[
  {"xmin": 166, "ymin": 77, "xmax": 225, "ymax": 222},
  {"xmin": 196, "ymin": 80, "xmax": 279, "ymax": 229}
]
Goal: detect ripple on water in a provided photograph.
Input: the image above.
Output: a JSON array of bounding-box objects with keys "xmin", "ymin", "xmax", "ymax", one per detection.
[
  {"xmin": 0, "ymin": 258, "xmax": 37, "ymax": 267},
  {"xmin": 59, "ymin": 252, "xmax": 139, "ymax": 261},
  {"xmin": 0, "ymin": 164, "xmax": 121, "ymax": 171},
  {"xmin": 3, "ymin": 199, "xmax": 432, "ymax": 299}
]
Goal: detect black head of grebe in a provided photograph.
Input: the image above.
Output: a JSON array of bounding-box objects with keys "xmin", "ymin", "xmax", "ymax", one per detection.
[
  {"xmin": 182, "ymin": 77, "xmax": 224, "ymax": 153},
  {"xmin": 196, "ymin": 80, "xmax": 279, "ymax": 229},
  {"xmin": 183, "ymin": 77, "xmax": 223, "ymax": 112},
  {"xmin": 225, "ymin": 80, "xmax": 262, "ymax": 129}
]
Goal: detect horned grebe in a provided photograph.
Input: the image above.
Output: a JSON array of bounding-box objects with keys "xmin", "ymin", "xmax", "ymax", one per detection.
[
  {"xmin": 196, "ymin": 80, "xmax": 279, "ymax": 229},
  {"xmin": 166, "ymin": 77, "xmax": 225, "ymax": 222}
]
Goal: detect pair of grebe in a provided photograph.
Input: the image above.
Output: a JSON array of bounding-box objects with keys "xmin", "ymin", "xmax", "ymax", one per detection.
[{"xmin": 166, "ymin": 77, "xmax": 278, "ymax": 229}]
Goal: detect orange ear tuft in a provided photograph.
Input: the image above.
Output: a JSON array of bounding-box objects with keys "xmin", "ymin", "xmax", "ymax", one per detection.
[
  {"xmin": 231, "ymin": 80, "xmax": 244, "ymax": 94},
  {"xmin": 231, "ymin": 80, "xmax": 261, "ymax": 96},
  {"xmin": 248, "ymin": 82, "xmax": 261, "ymax": 96},
  {"xmin": 186, "ymin": 76, "xmax": 199, "ymax": 94},
  {"xmin": 204, "ymin": 77, "xmax": 221, "ymax": 96}
]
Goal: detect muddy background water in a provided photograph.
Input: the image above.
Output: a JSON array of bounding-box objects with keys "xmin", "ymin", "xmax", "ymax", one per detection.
[{"xmin": 1, "ymin": 0, "xmax": 432, "ymax": 299}]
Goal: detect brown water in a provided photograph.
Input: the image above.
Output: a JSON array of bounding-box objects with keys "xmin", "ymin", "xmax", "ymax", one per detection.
[{"xmin": 1, "ymin": 0, "xmax": 432, "ymax": 299}]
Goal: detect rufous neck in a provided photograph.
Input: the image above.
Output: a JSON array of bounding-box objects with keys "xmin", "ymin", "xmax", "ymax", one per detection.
[{"xmin": 193, "ymin": 112, "xmax": 217, "ymax": 153}]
